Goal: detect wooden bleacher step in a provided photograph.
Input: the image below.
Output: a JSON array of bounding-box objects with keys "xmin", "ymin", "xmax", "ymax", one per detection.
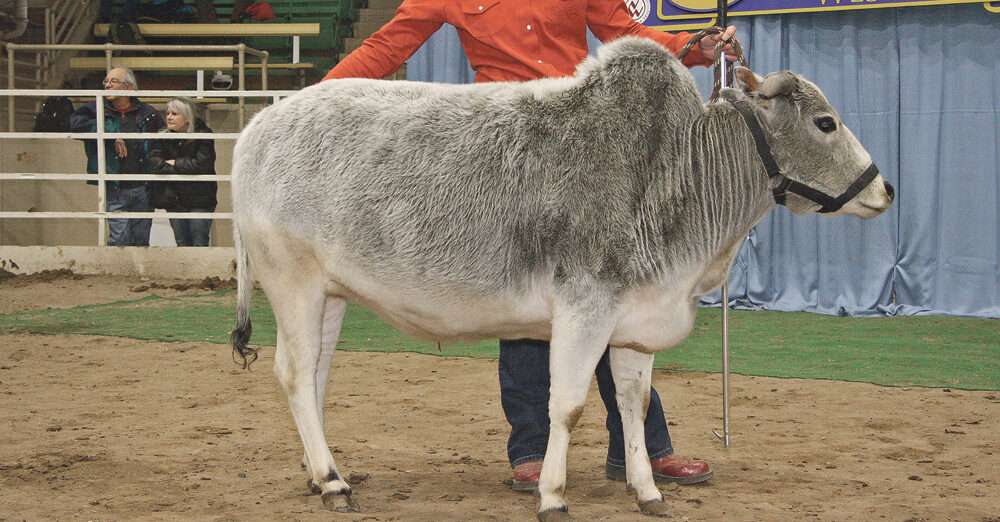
[{"xmin": 93, "ymin": 23, "xmax": 321, "ymax": 38}]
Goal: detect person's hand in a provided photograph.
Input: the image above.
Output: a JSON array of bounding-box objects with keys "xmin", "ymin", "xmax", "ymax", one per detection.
[
  {"xmin": 700, "ymin": 25, "xmax": 738, "ymax": 62},
  {"xmin": 165, "ymin": 159, "xmax": 175, "ymax": 166},
  {"xmin": 114, "ymin": 138, "xmax": 127, "ymax": 158}
]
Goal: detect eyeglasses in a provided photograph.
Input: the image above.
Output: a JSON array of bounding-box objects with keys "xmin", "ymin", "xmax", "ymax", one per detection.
[{"xmin": 103, "ymin": 77, "xmax": 130, "ymax": 87}]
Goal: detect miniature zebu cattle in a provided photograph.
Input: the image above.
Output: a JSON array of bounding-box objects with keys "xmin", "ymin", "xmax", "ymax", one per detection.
[{"xmin": 230, "ymin": 37, "xmax": 893, "ymax": 520}]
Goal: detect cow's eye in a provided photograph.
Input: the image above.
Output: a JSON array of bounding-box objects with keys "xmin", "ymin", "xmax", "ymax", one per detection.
[{"xmin": 814, "ymin": 116, "xmax": 837, "ymax": 133}]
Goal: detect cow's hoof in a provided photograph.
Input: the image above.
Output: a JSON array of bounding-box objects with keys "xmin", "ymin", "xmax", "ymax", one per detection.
[
  {"xmin": 537, "ymin": 506, "xmax": 572, "ymax": 522},
  {"xmin": 321, "ymin": 491, "xmax": 360, "ymax": 512},
  {"xmin": 306, "ymin": 479, "xmax": 322, "ymax": 495},
  {"xmin": 638, "ymin": 498, "xmax": 670, "ymax": 517}
]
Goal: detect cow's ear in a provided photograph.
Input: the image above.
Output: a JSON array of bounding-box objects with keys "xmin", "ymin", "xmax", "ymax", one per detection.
[
  {"xmin": 733, "ymin": 66, "xmax": 761, "ymax": 94},
  {"xmin": 759, "ymin": 71, "xmax": 798, "ymax": 99}
]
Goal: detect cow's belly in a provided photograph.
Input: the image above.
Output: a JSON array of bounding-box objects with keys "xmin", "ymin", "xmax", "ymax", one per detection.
[
  {"xmin": 323, "ymin": 258, "xmax": 555, "ymax": 342},
  {"xmin": 609, "ymin": 277, "xmax": 699, "ymax": 353}
]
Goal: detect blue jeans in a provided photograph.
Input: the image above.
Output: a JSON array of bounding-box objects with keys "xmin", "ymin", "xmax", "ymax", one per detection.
[
  {"xmin": 170, "ymin": 208, "xmax": 215, "ymax": 246},
  {"xmin": 499, "ymin": 339, "xmax": 672, "ymax": 467},
  {"xmin": 106, "ymin": 184, "xmax": 152, "ymax": 246}
]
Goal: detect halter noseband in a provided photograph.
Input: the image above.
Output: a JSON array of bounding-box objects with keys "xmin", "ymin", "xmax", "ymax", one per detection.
[{"xmin": 726, "ymin": 96, "xmax": 880, "ymax": 213}]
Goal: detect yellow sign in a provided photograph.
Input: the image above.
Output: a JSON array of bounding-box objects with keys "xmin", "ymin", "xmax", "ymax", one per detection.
[{"xmin": 668, "ymin": 0, "xmax": 740, "ymax": 12}]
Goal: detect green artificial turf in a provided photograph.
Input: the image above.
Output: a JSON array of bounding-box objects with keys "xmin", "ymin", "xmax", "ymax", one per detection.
[{"xmin": 1, "ymin": 291, "xmax": 997, "ymax": 390}]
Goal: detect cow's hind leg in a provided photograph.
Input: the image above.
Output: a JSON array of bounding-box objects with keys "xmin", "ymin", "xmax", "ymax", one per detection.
[
  {"xmin": 537, "ymin": 306, "xmax": 617, "ymax": 521},
  {"xmin": 270, "ymin": 284, "xmax": 357, "ymax": 512},
  {"xmin": 609, "ymin": 348, "xmax": 667, "ymax": 517},
  {"xmin": 303, "ymin": 298, "xmax": 348, "ymax": 496}
]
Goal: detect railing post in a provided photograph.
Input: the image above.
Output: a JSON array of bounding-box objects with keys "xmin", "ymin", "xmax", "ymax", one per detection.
[
  {"xmin": 104, "ymin": 43, "xmax": 113, "ymax": 72},
  {"xmin": 238, "ymin": 44, "xmax": 246, "ymax": 129},
  {"xmin": 262, "ymin": 51, "xmax": 269, "ymax": 92},
  {"xmin": 8, "ymin": 45, "xmax": 15, "ymax": 132},
  {"xmin": 95, "ymin": 92, "xmax": 107, "ymax": 246}
]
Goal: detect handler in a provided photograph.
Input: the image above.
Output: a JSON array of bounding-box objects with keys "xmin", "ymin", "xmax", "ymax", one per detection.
[{"xmin": 323, "ymin": 0, "xmax": 736, "ymax": 491}]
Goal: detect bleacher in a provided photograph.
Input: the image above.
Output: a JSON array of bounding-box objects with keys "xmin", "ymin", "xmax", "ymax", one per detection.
[{"xmin": 91, "ymin": 0, "xmax": 372, "ymax": 86}]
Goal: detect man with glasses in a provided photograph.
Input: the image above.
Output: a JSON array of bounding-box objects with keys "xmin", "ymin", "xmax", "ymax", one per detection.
[{"xmin": 70, "ymin": 67, "xmax": 164, "ymax": 246}]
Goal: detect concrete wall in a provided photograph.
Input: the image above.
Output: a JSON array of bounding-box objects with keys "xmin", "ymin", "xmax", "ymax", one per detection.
[{"xmin": 0, "ymin": 245, "xmax": 235, "ymax": 278}]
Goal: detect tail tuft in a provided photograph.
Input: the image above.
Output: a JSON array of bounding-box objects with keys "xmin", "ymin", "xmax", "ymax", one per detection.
[{"xmin": 231, "ymin": 318, "xmax": 258, "ymax": 370}]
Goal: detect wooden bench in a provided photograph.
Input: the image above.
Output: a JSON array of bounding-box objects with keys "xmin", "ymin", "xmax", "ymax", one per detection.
[
  {"xmin": 92, "ymin": 22, "xmax": 321, "ymax": 38},
  {"xmin": 70, "ymin": 56, "xmax": 236, "ymax": 71},
  {"xmin": 93, "ymin": 22, "xmax": 321, "ymax": 63}
]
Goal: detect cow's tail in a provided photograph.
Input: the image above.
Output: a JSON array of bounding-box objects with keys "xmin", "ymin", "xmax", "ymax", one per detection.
[{"xmin": 231, "ymin": 224, "xmax": 258, "ymax": 370}]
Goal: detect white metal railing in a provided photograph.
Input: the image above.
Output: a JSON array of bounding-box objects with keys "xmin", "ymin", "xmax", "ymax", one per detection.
[
  {"xmin": 0, "ymin": 87, "xmax": 297, "ymax": 246},
  {"xmin": 0, "ymin": 0, "xmax": 85, "ymax": 94},
  {"xmin": 5, "ymin": 43, "xmax": 274, "ymax": 129}
]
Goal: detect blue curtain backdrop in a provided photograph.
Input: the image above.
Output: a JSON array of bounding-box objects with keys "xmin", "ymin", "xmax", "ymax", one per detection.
[{"xmin": 406, "ymin": 4, "xmax": 1000, "ymax": 318}]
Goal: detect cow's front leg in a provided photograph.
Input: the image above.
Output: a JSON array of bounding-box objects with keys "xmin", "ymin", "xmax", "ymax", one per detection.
[
  {"xmin": 537, "ymin": 306, "xmax": 617, "ymax": 522},
  {"xmin": 609, "ymin": 347, "xmax": 668, "ymax": 517}
]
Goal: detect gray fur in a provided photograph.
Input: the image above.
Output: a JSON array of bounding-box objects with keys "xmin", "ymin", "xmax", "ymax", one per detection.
[
  {"xmin": 230, "ymin": 36, "xmax": 893, "ymax": 515},
  {"xmin": 233, "ymin": 37, "xmax": 886, "ymax": 323}
]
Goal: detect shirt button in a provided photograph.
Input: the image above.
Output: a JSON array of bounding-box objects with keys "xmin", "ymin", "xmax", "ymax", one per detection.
[
  {"xmin": 537, "ymin": 59, "xmax": 543, "ymax": 64},
  {"xmin": 478, "ymin": 5, "xmax": 483, "ymax": 10},
  {"xmin": 526, "ymin": 24, "xmax": 532, "ymax": 31}
]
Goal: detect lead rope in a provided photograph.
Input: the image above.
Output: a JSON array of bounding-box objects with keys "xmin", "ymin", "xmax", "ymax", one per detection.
[{"xmin": 677, "ymin": 26, "xmax": 748, "ymax": 102}]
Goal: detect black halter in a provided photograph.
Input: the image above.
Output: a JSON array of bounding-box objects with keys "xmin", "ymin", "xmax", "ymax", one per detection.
[{"xmin": 726, "ymin": 97, "xmax": 880, "ymax": 214}]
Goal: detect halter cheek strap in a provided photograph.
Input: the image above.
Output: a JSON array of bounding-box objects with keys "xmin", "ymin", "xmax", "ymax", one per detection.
[{"xmin": 728, "ymin": 97, "xmax": 879, "ymax": 213}]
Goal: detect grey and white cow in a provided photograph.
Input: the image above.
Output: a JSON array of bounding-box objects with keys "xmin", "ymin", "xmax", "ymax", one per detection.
[{"xmin": 230, "ymin": 37, "xmax": 893, "ymax": 520}]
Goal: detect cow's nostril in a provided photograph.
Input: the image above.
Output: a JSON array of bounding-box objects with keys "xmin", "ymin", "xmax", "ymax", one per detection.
[{"xmin": 883, "ymin": 181, "xmax": 895, "ymax": 201}]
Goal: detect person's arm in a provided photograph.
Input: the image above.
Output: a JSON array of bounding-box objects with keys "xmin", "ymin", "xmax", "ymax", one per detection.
[
  {"xmin": 586, "ymin": 0, "xmax": 715, "ymax": 68},
  {"xmin": 69, "ymin": 104, "xmax": 97, "ymax": 133},
  {"xmin": 173, "ymin": 139, "xmax": 216, "ymax": 174},
  {"xmin": 322, "ymin": 0, "xmax": 445, "ymax": 81},
  {"xmin": 148, "ymin": 139, "xmax": 170, "ymax": 173}
]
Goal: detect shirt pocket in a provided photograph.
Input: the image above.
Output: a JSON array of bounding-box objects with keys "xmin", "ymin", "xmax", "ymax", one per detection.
[
  {"xmin": 542, "ymin": 0, "xmax": 586, "ymax": 39},
  {"xmin": 460, "ymin": 0, "xmax": 505, "ymax": 39}
]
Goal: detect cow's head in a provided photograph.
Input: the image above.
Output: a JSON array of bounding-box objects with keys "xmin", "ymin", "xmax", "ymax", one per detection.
[{"xmin": 728, "ymin": 67, "xmax": 894, "ymax": 218}]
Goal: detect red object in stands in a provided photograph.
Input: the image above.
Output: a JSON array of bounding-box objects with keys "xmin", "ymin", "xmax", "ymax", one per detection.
[{"xmin": 245, "ymin": 1, "xmax": 276, "ymax": 21}]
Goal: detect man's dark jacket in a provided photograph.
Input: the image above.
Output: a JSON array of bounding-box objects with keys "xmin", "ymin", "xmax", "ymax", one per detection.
[
  {"xmin": 69, "ymin": 97, "xmax": 164, "ymax": 189},
  {"xmin": 148, "ymin": 119, "xmax": 218, "ymax": 210}
]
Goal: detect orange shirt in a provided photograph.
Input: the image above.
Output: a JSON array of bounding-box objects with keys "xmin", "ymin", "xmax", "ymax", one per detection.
[{"xmin": 323, "ymin": 0, "xmax": 713, "ymax": 83}]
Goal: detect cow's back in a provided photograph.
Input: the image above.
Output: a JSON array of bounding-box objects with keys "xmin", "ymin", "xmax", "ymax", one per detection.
[
  {"xmin": 232, "ymin": 37, "xmax": 706, "ymax": 301},
  {"xmin": 233, "ymin": 79, "xmax": 569, "ymax": 297}
]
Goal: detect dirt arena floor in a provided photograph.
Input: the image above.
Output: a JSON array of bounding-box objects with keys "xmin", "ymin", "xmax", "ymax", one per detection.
[{"xmin": 1, "ymin": 275, "xmax": 998, "ymax": 521}]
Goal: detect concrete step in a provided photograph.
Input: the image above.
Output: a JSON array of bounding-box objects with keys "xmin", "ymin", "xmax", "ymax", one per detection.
[
  {"xmin": 353, "ymin": 20, "xmax": 388, "ymax": 36},
  {"xmin": 358, "ymin": 8, "xmax": 398, "ymax": 23},
  {"xmin": 344, "ymin": 37, "xmax": 365, "ymax": 53},
  {"xmin": 364, "ymin": 0, "xmax": 403, "ymax": 10}
]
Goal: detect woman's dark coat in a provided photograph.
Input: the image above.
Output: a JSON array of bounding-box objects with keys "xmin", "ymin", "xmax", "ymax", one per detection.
[{"xmin": 148, "ymin": 119, "xmax": 218, "ymax": 209}]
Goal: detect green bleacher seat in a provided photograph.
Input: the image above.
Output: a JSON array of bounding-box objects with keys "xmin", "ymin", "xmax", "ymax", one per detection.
[{"xmin": 99, "ymin": 0, "xmax": 356, "ymax": 76}]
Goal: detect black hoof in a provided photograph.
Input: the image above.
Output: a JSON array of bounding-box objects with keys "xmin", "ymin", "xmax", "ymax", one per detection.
[
  {"xmin": 537, "ymin": 506, "xmax": 572, "ymax": 522},
  {"xmin": 639, "ymin": 498, "xmax": 670, "ymax": 517},
  {"xmin": 306, "ymin": 479, "xmax": 322, "ymax": 495},
  {"xmin": 321, "ymin": 491, "xmax": 360, "ymax": 513}
]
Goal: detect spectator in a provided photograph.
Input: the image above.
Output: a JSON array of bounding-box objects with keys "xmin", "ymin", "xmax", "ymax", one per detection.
[
  {"xmin": 70, "ymin": 66, "xmax": 163, "ymax": 246},
  {"xmin": 149, "ymin": 97, "xmax": 218, "ymax": 247},
  {"xmin": 98, "ymin": 0, "xmax": 139, "ymax": 23},
  {"xmin": 323, "ymin": 0, "xmax": 736, "ymax": 493}
]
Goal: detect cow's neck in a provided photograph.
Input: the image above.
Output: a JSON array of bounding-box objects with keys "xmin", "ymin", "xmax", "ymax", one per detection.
[{"xmin": 638, "ymin": 103, "xmax": 774, "ymax": 284}]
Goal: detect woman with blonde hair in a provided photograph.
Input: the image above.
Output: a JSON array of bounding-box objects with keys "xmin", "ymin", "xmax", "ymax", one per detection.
[{"xmin": 149, "ymin": 97, "xmax": 217, "ymax": 246}]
